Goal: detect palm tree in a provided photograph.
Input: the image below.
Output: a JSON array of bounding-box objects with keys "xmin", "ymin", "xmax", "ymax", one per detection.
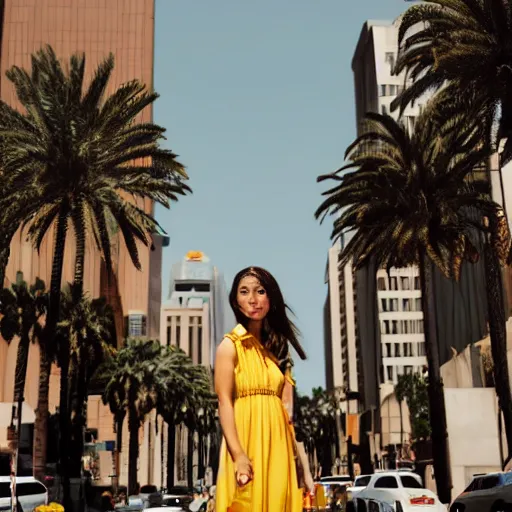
[
  {"xmin": 0, "ymin": 45, "xmax": 190, "ymax": 491},
  {"xmin": 392, "ymin": 0, "xmax": 512, "ymax": 466},
  {"xmin": 55, "ymin": 285, "xmax": 115, "ymax": 477},
  {"xmin": 157, "ymin": 347, "xmax": 215, "ymax": 489},
  {"xmin": 0, "ymin": 273, "xmax": 47, "ymax": 506},
  {"xmin": 101, "ymin": 339, "xmax": 174, "ymax": 494},
  {"xmin": 315, "ymin": 102, "xmax": 498, "ymax": 503}
]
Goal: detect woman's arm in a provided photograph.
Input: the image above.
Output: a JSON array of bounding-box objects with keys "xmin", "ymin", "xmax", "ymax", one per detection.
[
  {"xmin": 214, "ymin": 338, "xmax": 252, "ymax": 483},
  {"xmin": 281, "ymin": 379, "xmax": 294, "ymax": 420}
]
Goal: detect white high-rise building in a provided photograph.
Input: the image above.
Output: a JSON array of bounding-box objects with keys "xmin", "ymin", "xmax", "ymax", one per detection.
[
  {"xmin": 377, "ymin": 267, "xmax": 426, "ymax": 384},
  {"xmin": 352, "ymin": 18, "xmax": 428, "ymax": 387},
  {"xmin": 323, "ymin": 240, "xmax": 361, "ymax": 406}
]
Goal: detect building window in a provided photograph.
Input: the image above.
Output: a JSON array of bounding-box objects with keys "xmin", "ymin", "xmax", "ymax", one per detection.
[
  {"xmin": 389, "ymin": 84, "xmax": 397, "ymax": 96},
  {"xmin": 383, "ymin": 320, "xmax": 390, "ymax": 334},
  {"xmin": 385, "ymin": 343, "xmax": 392, "ymax": 357},
  {"xmin": 403, "ymin": 342, "xmax": 413, "ymax": 357},
  {"xmin": 385, "ymin": 52, "xmax": 395, "ymax": 72},
  {"xmin": 392, "ymin": 320, "xmax": 398, "ymax": 334},
  {"xmin": 415, "ymin": 298, "xmax": 422, "ymax": 311},
  {"xmin": 389, "ymin": 277, "xmax": 398, "ymax": 290},
  {"xmin": 394, "ymin": 343, "xmax": 401, "ymax": 357},
  {"xmin": 400, "ymin": 277, "xmax": 410, "ymax": 290},
  {"xmin": 387, "ymin": 366, "xmax": 394, "ymax": 382},
  {"xmin": 414, "ymin": 277, "xmax": 421, "ymax": 290},
  {"xmin": 176, "ymin": 317, "xmax": 181, "ymax": 348},
  {"xmin": 380, "ymin": 84, "xmax": 387, "ymax": 97},
  {"xmin": 381, "ymin": 298, "xmax": 388, "ymax": 312},
  {"xmin": 417, "ymin": 342, "xmax": 426, "ymax": 356},
  {"xmin": 377, "ymin": 277, "xmax": 387, "ymax": 290},
  {"xmin": 381, "ymin": 104, "xmax": 388, "ymax": 115},
  {"xmin": 390, "ymin": 299, "xmax": 398, "ymax": 312},
  {"xmin": 418, "ymin": 320, "xmax": 424, "ymax": 334},
  {"xmin": 402, "ymin": 298, "xmax": 410, "ymax": 312},
  {"xmin": 404, "ymin": 365, "xmax": 413, "ymax": 375}
]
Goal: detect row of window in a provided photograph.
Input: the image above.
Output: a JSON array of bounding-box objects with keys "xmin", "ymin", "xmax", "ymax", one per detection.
[
  {"xmin": 377, "ymin": 275, "xmax": 421, "ymax": 291},
  {"xmin": 384, "ymin": 364, "xmax": 424, "ymax": 383},
  {"xmin": 381, "ymin": 319, "xmax": 424, "ymax": 335},
  {"xmin": 165, "ymin": 315, "xmax": 204, "ymax": 363},
  {"xmin": 383, "ymin": 341, "xmax": 426, "ymax": 358},
  {"xmin": 380, "ymin": 297, "xmax": 422, "ymax": 313},
  {"xmin": 379, "ymin": 84, "xmax": 404, "ymax": 97}
]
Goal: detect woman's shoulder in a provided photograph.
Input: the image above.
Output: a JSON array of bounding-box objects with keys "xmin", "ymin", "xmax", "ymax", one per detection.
[{"xmin": 223, "ymin": 323, "xmax": 251, "ymax": 343}]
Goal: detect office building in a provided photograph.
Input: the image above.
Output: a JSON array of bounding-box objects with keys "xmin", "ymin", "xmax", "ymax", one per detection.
[
  {"xmin": 0, "ymin": 0, "xmax": 160, "ymax": 484},
  {"xmin": 158, "ymin": 251, "xmax": 234, "ymax": 487},
  {"xmin": 377, "ymin": 267, "xmax": 426, "ymax": 385},
  {"xmin": 324, "ymin": 241, "xmax": 362, "ymax": 406}
]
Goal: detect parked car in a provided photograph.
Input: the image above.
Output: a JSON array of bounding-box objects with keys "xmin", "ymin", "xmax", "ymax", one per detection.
[
  {"xmin": 353, "ymin": 471, "xmax": 445, "ymax": 512},
  {"xmin": 0, "ymin": 477, "xmax": 48, "ymax": 512},
  {"xmin": 162, "ymin": 486, "xmax": 195, "ymax": 511},
  {"xmin": 450, "ymin": 471, "xmax": 512, "ymax": 512},
  {"xmin": 346, "ymin": 475, "xmax": 372, "ymax": 501}
]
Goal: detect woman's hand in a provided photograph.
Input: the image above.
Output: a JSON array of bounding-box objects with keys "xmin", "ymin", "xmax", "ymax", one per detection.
[{"xmin": 234, "ymin": 453, "xmax": 253, "ymax": 485}]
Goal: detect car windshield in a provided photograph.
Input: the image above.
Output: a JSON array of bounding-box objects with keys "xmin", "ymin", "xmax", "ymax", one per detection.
[
  {"xmin": 354, "ymin": 476, "xmax": 371, "ymax": 487},
  {"xmin": 140, "ymin": 485, "xmax": 157, "ymax": 494},
  {"xmin": 167, "ymin": 487, "xmax": 193, "ymax": 495},
  {"xmin": 400, "ymin": 476, "xmax": 423, "ymax": 489}
]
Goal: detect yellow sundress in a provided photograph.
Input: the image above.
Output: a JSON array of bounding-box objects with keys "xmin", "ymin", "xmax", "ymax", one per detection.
[{"xmin": 215, "ymin": 324, "xmax": 303, "ymax": 512}]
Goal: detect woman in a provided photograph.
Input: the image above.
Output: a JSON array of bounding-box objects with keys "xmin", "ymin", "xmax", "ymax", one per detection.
[{"xmin": 215, "ymin": 266, "xmax": 311, "ymax": 512}]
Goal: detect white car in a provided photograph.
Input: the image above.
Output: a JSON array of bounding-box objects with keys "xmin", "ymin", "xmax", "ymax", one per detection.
[
  {"xmin": 353, "ymin": 471, "xmax": 445, "ymax": 511},
  {"xmin": 347, "ymin": 474, "xmax": 372, "ymax": 501},
  {"xmin": 450, "ymin": 471, "xmax": 512, "ymax": 512},
  {"xmin": 0, "ymin": 476, "xmax": 48, "ymax": 512}
]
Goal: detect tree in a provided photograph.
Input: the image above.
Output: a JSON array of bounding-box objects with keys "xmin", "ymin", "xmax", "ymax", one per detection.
[
  {"xmin": 55, "ymin": 284, "xmax": 115, "ymax": 477},
  {"xmin": 395, "ymin": 373, "xmax": 431, "ymax": 442},
  {"xmin": 0, "ymin": 273, "xmax": 46, "ymax": 498},
  {"xmin": 315, "ymin": 102, "xmax": 498, "ymax": 504},
  {"xmin": 392, "ymin": 0, "xmax": 512, "ymax": 467},
  {"xmin": 101, "ymin": 340, "xmax": 212, "ymax": 494},
  {"xmin": 157, "ymin": 348, "xmax": 216, "ymax": 489},
  {"xmin": 0, "ymin": 45, "xmax": 190, "ymax": 497}
]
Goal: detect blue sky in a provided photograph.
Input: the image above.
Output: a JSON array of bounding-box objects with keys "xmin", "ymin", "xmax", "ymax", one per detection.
[{"xmin": 153, "ymin": 0, "xmax": 407, "ymax": 395}]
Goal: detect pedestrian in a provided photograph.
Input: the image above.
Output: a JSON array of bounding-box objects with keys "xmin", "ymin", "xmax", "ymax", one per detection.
[{"xmin": 214, "ymin": 266, "xmax": 311, "ymax": 512}]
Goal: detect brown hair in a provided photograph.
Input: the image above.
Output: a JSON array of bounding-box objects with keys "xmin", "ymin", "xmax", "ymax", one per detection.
[{"xmin": 229, "ymin": 266, "xmax": 306, "ymax": 360}]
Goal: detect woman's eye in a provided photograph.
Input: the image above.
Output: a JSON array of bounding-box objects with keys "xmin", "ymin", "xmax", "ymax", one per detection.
[{"xmin": 258, "ymin": 289, "xmax": 266, "ymax": 295}]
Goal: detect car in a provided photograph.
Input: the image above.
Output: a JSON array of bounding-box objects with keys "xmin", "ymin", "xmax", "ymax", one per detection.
[
  {"xmin": 0, "ymin": 476, "xmax": 48, "ymax": 512},
  {"xmin": 450, "ymin": 471, "xmax": 512, "ymax": 512},
  {"xmin": 162, "ymin": 486, "xmax": 195, "ymax": 511},
  {"xmin": 353, "ymin": 471, "xmax": 445, "ymax": 512},
  {"xmin": 346, "ymin": 474, "xmax": 372, "ymax": 501}
]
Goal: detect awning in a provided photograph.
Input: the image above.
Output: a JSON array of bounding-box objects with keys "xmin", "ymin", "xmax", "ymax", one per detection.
[{"xmin": 0, "ymin": 402, "xmax": 36, "ymax": 427}]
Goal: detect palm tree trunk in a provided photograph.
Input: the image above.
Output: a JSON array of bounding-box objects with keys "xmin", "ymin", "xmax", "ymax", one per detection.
[
  {"xmin": 69, "ymin": 353, "xmax": 87, "ymax": 477},
  {"xmin": 33, "ymin": 350, "xmax": 51, "ymax": 480},
  {"xmin": 484, "ymin": 242, "xmax": 512, "ymax": 464},
  {"xmin": 58, "ymin": 344, "xmax": 71, "ymax": 507},
  {"xmin": 399, "ymin": 400, "xmax": 404, "ymax": 458},
  {"xmin": 418, "ymin": 251, "xmax": 452, "ymax": 504},
  {"xmin": 166, "ymin": 424, "xmax": 176, "ymax": 490},
  {"xmin": 128, "ymin": 410, "xmax": 140, "ymax": 496},
  {"xmin": 187, "ymin": 429, "xmax": 194, "ymax": 488},
  {"xmin": 45, "ymin": 206, "xmax": 69, "ymax": 511},
  {"xmin": 113, "ymin": 415, "xmax": 124, "ymax": 494},
  {"xmin": 73, "ymin": 223, "xmax": 85, "ymax": 293}
]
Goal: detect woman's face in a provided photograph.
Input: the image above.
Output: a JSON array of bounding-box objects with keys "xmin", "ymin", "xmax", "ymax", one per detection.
[{"xmin": 237, "ymin": 275, "xmax": 270, "ymax": 322}]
